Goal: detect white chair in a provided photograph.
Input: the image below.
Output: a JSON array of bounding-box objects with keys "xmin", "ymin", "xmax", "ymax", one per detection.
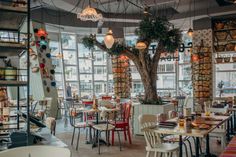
[
  {"xmin": 208, "ymin": 107, "xmax": 228, "ymax": 149},
  {"xmin": 0, "ymin": 146, "xmax": 71, "ymax": 157},
  {"xmin": 139, "ymin": 114, "xmax": 179, "ymax": 157}
]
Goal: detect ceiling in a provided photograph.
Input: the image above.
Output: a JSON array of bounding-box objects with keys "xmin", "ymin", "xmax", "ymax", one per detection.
[{"xmin": 31, "ymin": 0, "xmax": 236, "ymax": 31}]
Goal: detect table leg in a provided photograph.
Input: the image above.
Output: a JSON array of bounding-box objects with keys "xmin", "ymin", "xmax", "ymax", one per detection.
[
  {"xmin": 206, "ymin": 135, "xmax": 210, "ymax": 156},
  {"xmin": 227, "ymin": 118, "xmax": 230, "ymax": 141},
  {"xmin": 179, "ymin": 135, "xmax": 183, "ymax": 157},
  {"xmin": 195, "ymin": 137, "xmax": 200, "ymax": 157}
]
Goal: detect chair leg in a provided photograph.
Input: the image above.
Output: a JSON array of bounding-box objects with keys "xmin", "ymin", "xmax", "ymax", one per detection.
[
  {"xmin": 123, "ymin": 127, "xmax": 127, "ymax": 141},
  {"xmin": 76, "ymin": 128, "xmax": 80, "ymax": 150},
  {"xmin": 127, "ymin": 126, "xmax": 132, "ymax": 144},
  {"xmin": 146, "ymin": 151, "xmax": 150, "ymax": 157},
  {"xmin": 71, "ymin": 127, "xmax": 75, "ymax": 145},
  {"xmin": 154, "ymin": 151, "xmax": 157, "ymax": 157},
  {"xmin": 98, "ymin": 131, "xmax": 101, "ymax": 154},
  {"xmin": 117, "ymin": 131, "xmax": 121, "ymax": 151},
  {"xmin": 112, "ymin": 130, "xmax": 115, "ymax": 146}
]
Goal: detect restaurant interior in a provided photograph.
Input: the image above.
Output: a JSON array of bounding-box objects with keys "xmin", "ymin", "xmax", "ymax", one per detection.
[{"xmin": 0, "ymin": 0, "xmax": 236, "ymax": 157}]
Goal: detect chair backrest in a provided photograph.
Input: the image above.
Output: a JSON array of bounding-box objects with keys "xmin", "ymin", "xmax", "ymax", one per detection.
[
  {"xmin": 101, "ymin": 96, "xmax": 112, "ymax": 100},
  {"xmin": 0, "ymin": 146, "xmax": 71, "ymax": 157},
  {"xmin": 184, "ymin": 96, "xmax": 194, "ymax": 109},
  {"xmin": 207, "ymin": 107, "xmax": 228, "ymax": 114},
  {"xmin": 82, "ymin": 100, "xmax": 93, "ymax": 108},
  {"xmin": 138, "ymin": 114, "xmax": 157, "ymax": 129},
  {"xmin": 168, "ymin": 110, "xmax": 178, "ymax": 119},
  {"xmin": 123, "ymin": 103, "xmax": 131, "ymax": 123},
  {"xmin": 138, "ymin": 115, "xmax": 161, "ymax": 148}
]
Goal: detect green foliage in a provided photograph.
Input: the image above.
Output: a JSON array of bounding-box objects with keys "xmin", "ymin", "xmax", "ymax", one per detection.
[
  {"xmin": 135, "ymin": 16, "xmax": 182, "ymax": 52},
  {"xmin": 82, "ymin": 36, "xmax": 95, "ymax": 50}
]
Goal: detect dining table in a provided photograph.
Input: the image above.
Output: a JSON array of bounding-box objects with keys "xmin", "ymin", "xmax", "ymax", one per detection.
[{"xmin": 147, "ymin": 114, "xmax": 232, "ymax": 157}]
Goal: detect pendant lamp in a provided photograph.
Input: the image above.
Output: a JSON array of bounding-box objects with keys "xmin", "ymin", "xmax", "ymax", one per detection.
[{"xmin": 104, "ymin": 28, "xmax": 114, "ymax": 49}]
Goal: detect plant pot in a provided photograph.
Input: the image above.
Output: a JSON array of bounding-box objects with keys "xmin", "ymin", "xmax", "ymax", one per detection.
[
  {"xmin": 215, "ymin": 22, "xmax": 225, "ymax": 30},
  {"xmin": 0, "ymin": 68, "xmax": 4, "ymax": 80},
  {"xmin": 226, "ymin": 43, "xmax": 235, "ymax": 51},
  {"xmin": 214, "ymin": 45, "xmax": 225, "ymax": 52},
  {"xmin": 5, "ymin": 67, "xmax": 17, "ymax": 80},
  {"xmin": 215, "ymin": 31, "xmax": 228, "ymax": 41}
]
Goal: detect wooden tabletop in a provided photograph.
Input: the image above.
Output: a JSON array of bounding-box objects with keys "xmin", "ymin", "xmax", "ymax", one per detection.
[{"xmin": 147, "ymin": 115, "xmax": 230, "ymax": 138}]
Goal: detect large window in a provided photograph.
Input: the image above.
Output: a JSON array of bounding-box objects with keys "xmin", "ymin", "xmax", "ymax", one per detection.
[{"xmin": 48, "ymin": 31, "xmax": 193, "ymax": 98}]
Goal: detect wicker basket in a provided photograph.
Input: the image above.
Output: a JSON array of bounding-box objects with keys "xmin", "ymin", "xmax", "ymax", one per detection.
[
  {"xmin": 215, "ymin": 22, "xmax": 225, "ymax": 30},
  {"xmin": 232, "ymin": 56, "xmax": 236, "ymax": 62},
  {"xmin": 215, "ymin": 31, "xmax": 228, "ymax": 41},
  {"xmin": 226, "ymin": 43, "xmax": 235, "ymax": 51},
  {"xmin": 215, "ymin": 57, "xmax": 223, "ymax": 63},
  {"xmin": 214, "ymin": 45, "xmax": 225, "ymax": 52},
  {"xmin": 223, "ymin": 57, "xmax": 231, "ymax": 63},
  {"xmin": 228, "ymin": 20, "xmax": 236, "ymax": 29},
  {"xmin": 229, "ymin": 30, "xmax": 236, "ymax": 40}
]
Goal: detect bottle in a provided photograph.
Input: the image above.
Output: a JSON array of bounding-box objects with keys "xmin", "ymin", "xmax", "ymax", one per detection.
[{"xmin": 92, "ymin": 95, "xmax": 98, "ymax": 110}]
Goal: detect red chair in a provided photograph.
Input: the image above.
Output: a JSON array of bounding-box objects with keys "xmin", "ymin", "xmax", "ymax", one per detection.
[
  {"xmin": 82, "ymin": 101, "xmax": 94, "ymax": 121},
  {"xmin": 101, "ymin": 96, "xmax": 112, "ymax": 100},
  {"xmin": 110, "ymin": 102, "xmax": 132, "ymax": 145}
]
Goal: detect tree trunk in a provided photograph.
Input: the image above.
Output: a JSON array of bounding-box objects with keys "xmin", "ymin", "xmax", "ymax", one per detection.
[{"xmin": 139, "ymin": 67, "xmax": 158, "ymax": 102}]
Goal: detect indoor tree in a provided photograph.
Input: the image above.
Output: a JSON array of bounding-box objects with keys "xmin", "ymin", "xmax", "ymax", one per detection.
[{"xmin": 82, "ymin": 16, "xmax": 181, "ymax": 104}]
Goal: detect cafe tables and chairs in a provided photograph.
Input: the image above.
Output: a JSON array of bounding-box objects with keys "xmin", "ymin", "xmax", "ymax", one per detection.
[
  {"xmin": 144, "ymin": 113, "xmax": 231, "ymax": 157},
  {"xmin": 139, "ymin": 114, "xmax": 179, "ymax": 157}
]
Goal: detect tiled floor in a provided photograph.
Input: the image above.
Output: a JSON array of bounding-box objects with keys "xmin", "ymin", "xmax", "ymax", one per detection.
[{"xmin": 55, "ymin": 119, "xmax": 225, "ymax": 157}]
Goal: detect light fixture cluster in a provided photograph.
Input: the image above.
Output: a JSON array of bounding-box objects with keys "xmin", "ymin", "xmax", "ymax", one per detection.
[{"xmin": 77, "ymin": 5, "xmax": 103, "ymax": 22}]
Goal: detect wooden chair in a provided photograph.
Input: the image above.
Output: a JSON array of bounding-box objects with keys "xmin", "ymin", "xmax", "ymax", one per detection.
[
  {"xmin": 0, "ymin": 146, "xmax": 71, "ymax": 157},
  {"xmin": 139, "ymin": 114, "xmax": 179, "ymax": 157}
]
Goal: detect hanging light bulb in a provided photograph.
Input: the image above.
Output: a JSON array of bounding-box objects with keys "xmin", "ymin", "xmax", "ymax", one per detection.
[
  {"xmin": 187, "ymin": 28, "xmax": 194, "ymax": 37},
  {"xmin": 135, "ymin": 41, "xmax": 147, "ymax": 50},
  {"xmin": 104, "ymin": 28, "xmax": 114, "ymax": 49}
]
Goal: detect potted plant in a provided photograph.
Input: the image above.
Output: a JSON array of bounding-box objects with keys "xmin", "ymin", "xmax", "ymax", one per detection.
[
  {"xmin": 3, "ymin": 58, "xmax": 17, "ymax": 80},
  {"xmin": 82, "ymin": 16, "xmax": 181, "ymax": 104}
]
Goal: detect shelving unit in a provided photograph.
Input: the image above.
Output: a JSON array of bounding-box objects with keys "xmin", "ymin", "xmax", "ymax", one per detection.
[
  {"xmin": 112, "ymin": 56, "xmax": 131, "ymax": 98},
  {"xmin": 0, "ymin": 0, "xmax": 30, "ymax": 147}
]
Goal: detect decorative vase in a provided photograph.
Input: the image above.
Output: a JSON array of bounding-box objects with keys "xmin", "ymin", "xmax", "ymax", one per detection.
[{"xmin": 5, "ymin": 67, "xmax": 17, "ymax": 80}]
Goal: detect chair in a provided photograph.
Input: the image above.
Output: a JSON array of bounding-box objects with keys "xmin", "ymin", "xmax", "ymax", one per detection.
[
  {"xmin": 101, "ymin": 96, "xmax": 112, "ymax": 100},
  {"xmin": 0, "ymin": 146, "xmax": 71, "ymax": 157},
  {"xmin": 160, "ymin": 112, "xmax": 193, "ymax": 157},
  {"xmin": 208, "ymin": 107, "xmax": 228, "ymax": 149},
  {"xmin": 139, "ymin": 114, "xmax": 179, "ymax": 157},
  {"xmin": 110, "ymin": 102, "xmax": 132, "ymax": 146},
  {"xmin": 92, "ymin": 110, "xmax": 121, "ymax": 154},
  {"xmin": 69, "ymin": 108, "xmax": 93, "ymax": 150}
]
